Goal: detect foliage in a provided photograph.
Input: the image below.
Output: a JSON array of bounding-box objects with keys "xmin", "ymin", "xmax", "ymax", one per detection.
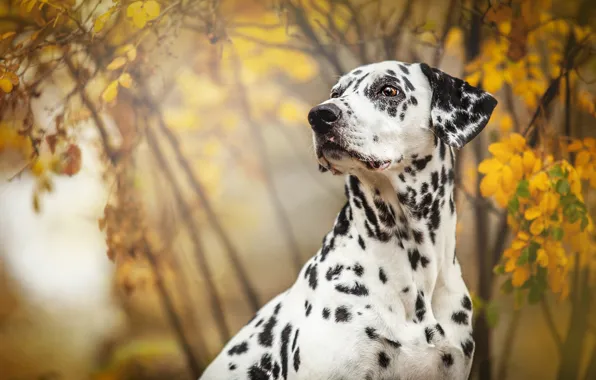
[{"xmin": 1, "ymin": 0, "xmax": 596, "ymax": 379}]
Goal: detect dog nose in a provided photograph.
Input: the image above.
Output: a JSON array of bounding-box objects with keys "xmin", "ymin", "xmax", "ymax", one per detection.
[{"xmin": 308, "ymin": 103, "xmax": 342, "ymax": 134}]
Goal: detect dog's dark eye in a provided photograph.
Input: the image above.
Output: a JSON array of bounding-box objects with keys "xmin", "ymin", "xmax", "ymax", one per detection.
[
  {"xmin": 330, "ymin": 91, "xmax": 340, "ymax": 98},
  {"xmin": 381, "ymin": 86, "xmax": 398, "ymax": 97}
]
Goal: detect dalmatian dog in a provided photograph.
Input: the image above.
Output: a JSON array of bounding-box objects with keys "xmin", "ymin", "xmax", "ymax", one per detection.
[{"xmin": 200, "ymin": 60, "xmax": 497, "ymax": 380}]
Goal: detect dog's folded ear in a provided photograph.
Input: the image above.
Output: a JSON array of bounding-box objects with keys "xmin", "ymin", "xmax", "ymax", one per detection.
[{"xmin": 419, "ymin": 63, "xmax": 498, "ymax": 149}]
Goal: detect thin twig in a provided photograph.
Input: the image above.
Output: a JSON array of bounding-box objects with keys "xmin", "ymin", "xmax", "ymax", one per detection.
[
  {"xmin": 145, "ymin": 123, "xmax": 231, "ymax": 344},
  {"xmin": 541, "ymin": 298, "xmax": 563, "ymax": 351},
  {"xmin": 137, "ymin": 88, "xmax": 260, "ymax": 312},
  {"xmin": 230, "ymin": 50, "xmax": 304, "ymax": 275},
  {"xmin": 496, "ymin": 309, "xmax": 521, "ymax": 380}
]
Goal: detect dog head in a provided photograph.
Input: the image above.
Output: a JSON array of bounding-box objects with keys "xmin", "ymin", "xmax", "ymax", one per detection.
[{"xmin": 308, "ymin": 61, "xmax": 498, "ymax": 174}]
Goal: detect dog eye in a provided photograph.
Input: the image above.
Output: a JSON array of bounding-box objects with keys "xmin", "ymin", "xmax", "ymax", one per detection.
[
  {"xmin": 381, "ymin": 86, "xmax": 398, "ymax": 97},
  {"xmin": 330, "ymin": 91, "xmax": 340, "ymax": 98}
]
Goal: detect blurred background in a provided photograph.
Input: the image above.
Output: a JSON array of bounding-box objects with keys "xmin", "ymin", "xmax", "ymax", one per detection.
[{"xmin": 0, "ymin": 0, "xmax": 595, "ymax": 379}]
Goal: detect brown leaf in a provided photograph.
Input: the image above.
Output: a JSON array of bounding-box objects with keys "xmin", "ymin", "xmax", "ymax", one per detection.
[
  {"xmin": 507, "ymin": 17, "xmax": 528, "ymax": 62},
  {"xmin": 62, "ymin": 144, "xmax": 82, "ymax": 176}
]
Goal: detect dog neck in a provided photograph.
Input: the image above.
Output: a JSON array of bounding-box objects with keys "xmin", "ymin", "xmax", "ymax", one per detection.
[{"xmin": 339, "ymin": 138, "xmax": 457, "ymax": 291}]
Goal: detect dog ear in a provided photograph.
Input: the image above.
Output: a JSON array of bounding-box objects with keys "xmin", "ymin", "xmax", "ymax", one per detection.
[{"xmin": 419, "ymin": 63, "xmax": 498, "ymax": 149}]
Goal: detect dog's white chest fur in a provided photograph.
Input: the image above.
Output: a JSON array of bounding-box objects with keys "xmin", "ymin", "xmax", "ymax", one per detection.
[{"xmin": 200, "ymin": 60, "xmax": 497, "ymax": 380}]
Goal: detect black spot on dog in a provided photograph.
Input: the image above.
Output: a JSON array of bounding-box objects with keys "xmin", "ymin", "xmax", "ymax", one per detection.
[
  {"xmin": 322, "ymin": 307, "xmax": 330, "ymax": 319},
  {"xmin": 442, "ymin": 353, "xmax": 454, "ymax": 367},
  {"xmin": 415, "ymin": 292, "xmax": 426, "ymax": 321},
  {"xmin": 386, "ymin": 69, "xmax": 396, "ymax": 76},
  {"xmin": 228, "ymin": 341, "xmax": 248, "ymax": 356},
  {"xmin": 436, "ymin": 323, "xmax": 445, "ymax": 336},
  {"xmin": 452, "ymin": 311, "xmax": 469, "ymax": 325},
  {"xmin": 424, "ymin": 326, "xmax": 435, "ymax": 343},
  {"xmin": 353, "ymin": 263, "xmax": 364, "ymax": 277},
  {"xmin": 379, "ymin": 268, "xmax": 388, "ymax": 284},
  {"xmin": 402, "ymin": 286, "xmax": 409, "ymax": 293},
  {"xmin": 411, "ymin": 96, "xmax": 418, "ymax": 105},
  {"xmin": 306, "ymin": 263, "xmax": 318, "ymax": 290},
  {"xmin": 273, "ymin": 362, "xmax": 280, "ymax": 378},
  {"xmin": 280, "ymin": 324, "xmax": 292, "ymax": 379},
  {"xmin": 260, "ymin": 353, "xmax": 273, "ymax": 371},
  {"xmin": 248, "ymin": 365, "xmax": 269, "ymax": 380},
  {"xmin": 335, "ymin": 306, "xmax": 352, "ymax": 323},
  {"xmin": 462, "ymin": 295, "xmax": 472, "ymax": 311},
  {"xmin": 258, "ymin": 316, "xmax": 277, "ymax": 347},
  {"xmin": 326, "ymin": 264, "xmax": 344, "ymax": 281},
  {"xmin": 399, "ymin": 64, "xmax": 410, "ymax": 74},
  {"xmin": 378, "ymin": 351, "xmax": 390, "ymax": 368},
  {"xmin": 402, "ymin": 76, "xmax": 415, "ymax": 91},
  {"xmin": 304, "ymin": 301, "xmax": 312, "ymax": 317},
  {"xmin": 352, "ymin": 69, "xmax": 363, "ymax": 75},
  {"xmin": 412, "ymin": 229, "xmax": 424, "ymax": 244},
  {"xmin": 335, "ymin": 282, "xmax": 369, "ymax": 296},
  {"xmin": 292, "ymin": 329, "xmax": 300, "ymax": 351},
  {"xmin": 358, "ymin": 235, "xmax": 366, "ymax": 250},
  {"xmin": 386, "ymin": 338, "xmax": 401, "ymax": 348},
  {"xmin": 229, "ymin": 363, "xmax": 236, "ymax": 371},
  {"xmin": 293, "ymin": 348, "xmax": 301, "ymax": 371},
  {"xmin": 255, "ymin": 318, "xmax": 264, "ymax": 328},
  {"xmin": 462, "ymin": 339, "xmax": 475, "ymax": 358},
  {"xmin": 365, "ymin": 326, "xmax": 379, "ymax": 339},
  {"xmin": 400, "ymin": 113, "xmax": 405, "ymax": 121}
]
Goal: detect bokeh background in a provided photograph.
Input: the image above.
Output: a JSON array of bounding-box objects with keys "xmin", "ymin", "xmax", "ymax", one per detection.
[{"xmin": 0, "ymin": 0, "xmax": 596, "ymax": 379}]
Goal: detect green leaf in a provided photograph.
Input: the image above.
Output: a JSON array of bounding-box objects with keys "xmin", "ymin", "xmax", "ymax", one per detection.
[
  {"xmin": 528, "ymin": 241, "xmax": 540, "ymax": 263},
  {"xmin": 508, "ymin": 196, "xmax": 520, "ymax": 215},
  {"xmin": 581, "ymin": 216, "xmax": 589, "ymax": 231},
  {"xmin": 556, "ymin": 179, "xmax": 570, "ymax": 195},
  {"xmin": 486, "ymin": 302, "xmax": 499, "ymax": 328},
  {"xmin": 517, "ymin": 180, "xmax": 530, "ymax": 198},
  {"xmin": 552, "ymin": 227, "xmax": 564, "ymax": 240},
  {"xmin": 548, "ymin": 166, "xmax": 564, "ymax": 178},
  {"xmin": 528, "ymin": 284, "xmax": 543, "ymax": 304},
  {"xmin": 501, "ymin": 279, "xmax": 514, "ymax": 294},
  {"xmin": 493, "ymin": 265, "xmax": 505, "ymax": 275},
  {"xmin": 517, "ymin": 247, "xmax": 529, "ymax": 265}
]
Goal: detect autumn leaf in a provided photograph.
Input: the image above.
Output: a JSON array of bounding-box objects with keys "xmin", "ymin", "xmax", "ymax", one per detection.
[
  {"xmin": 118, "ymin": 73, "xmax": 133, "ymax": 88},
  {"xmin": 107, "ymin": 57, "xmax": 127, "ymax": 71},
  {"xmin": 102, "ymin": 80, "xmax": 119, "ymax": 102},
  {"xmin": 127, "ymin": 0, "xmax": 161, "ymax": 28}
]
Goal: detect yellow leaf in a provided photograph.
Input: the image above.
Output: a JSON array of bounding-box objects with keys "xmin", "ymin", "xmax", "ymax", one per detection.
[
  {"xmin": 522, "ymin": 150, "xmax": 537, "ymax": 173},
  {"xmin": 583, "ymin": 137, "xmax": 596, "ymax": 149},
  {"xmin": 505, "ymin": 257, "xmax": 517, "ymax": 272},
  {"xmin": 537, "ymin": 248, "xmax": 548, "ymax": 267},
  {"xmin": 127, "ymin": 1, "xmax": 143, "ymax": 17},
  {"xmin": 445, "ymin": 27, "xmax": 463, "ymax": 51},
  {"xmin": 511, "ymin": 240, "xmax": 526, "ymax": 249},
  {"xmin": 94, "ymin": 11, "xmax": 111, "ymax": 33},
  {"xmin": 107, "ymin": 57, "xmax": 127, "ymax": 71},
  {"xmin": 102, "ymin": 80, "xmax": 119, "ymax": 102},
  {"xmin": 483, "ymin": 70, "xmax": 504, "ymax": 93},
  {"xmin": 0, "ymin": 77, "xmax": 13, "ymax": 92},
  {"xmin": 530, "ymin": 218, "xmax": 545, "ymax": 235},
  {"xmin": 509, "ymin": 133, "xmax": 526, "ymax": 151},
  {"xmin": 512, "ymin": 266, "xmax": 529, "ymax": 287},
  {"xmin": 488, "ymin": 142, "xmax": 513, "ymax": 162},
  {"xmin": 133, "ymin": 11, "xmax": 148, "ymax": 28},
  {"xmin": 127, "ymin": 47, "xmax": 137, "ymax": 61},
  {"xmin": 524, "ymin": 207, "xmax": 542, "ymax": 220},
  {"xmin": 144, "ymin": 0, "xmax": 161, "ymax": 20},
  {"xmin": 567, "ymin": 139, "xmax": 583, "ymax": 152},
  {"xmin": 501, "ymin": 165, "xmax": 515, "ymax": 192},
  {"xmin": 480, "ymin": 172, "xmax": 500, "ymax": 197},
  {"xmin": 478, "ymin": 158, "xmax": 503, "ymax": 174},
  {"xmin": 530, "ymin": 171, "xmax": 549, "ymax": 192},
  {"xmin": 576, "ymin": 150, "xmax": 591, "ymax": 167},
  {"xmin": 509, "ymin": 155, "xmax": 523, "ymax": 180},
  {"xmin": 465, "ymin": 70, "xmax": 481, "ymax": 86},
  {"xmin": 0, "ymin": 31, "xmax": 16, "ymax": 40},
  {"xmin": 118, "ymin": 73, "xmax": 132, "ymax": 88},
  {"xmin": 494, "ymin": 188, "xmax": 509, "ymax": 207}
]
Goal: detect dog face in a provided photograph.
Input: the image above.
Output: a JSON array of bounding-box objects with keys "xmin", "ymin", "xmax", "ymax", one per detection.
[{"xmin": 308, "ymin": 61, "xmax": 498, "ymax": 174}]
